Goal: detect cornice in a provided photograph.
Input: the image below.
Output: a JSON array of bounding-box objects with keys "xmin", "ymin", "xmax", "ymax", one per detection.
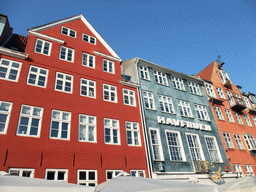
[
  {"xmin": 28, "ymin": 30, "xmax": 65, "ymax": 44},
  {"xmin": 0, "ymin": 47, "xmax": 29, "ymax": 60},
  {"xmin": 94, "ymin": 51, "xmax": 122, "ymax": 62}
]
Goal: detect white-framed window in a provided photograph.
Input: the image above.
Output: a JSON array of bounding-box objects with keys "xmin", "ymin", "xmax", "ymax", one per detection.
[
  {"xmin": 82, "ymin": 52, "xmax": 95, "ymax": 68},
  {"xmin": 218, "ymin": 70, "xmax": 231, "ymax": 84},
  {"xmin": 82, "ymin": 33, "xmax": 96, "ymax": 44},
  {"xmin": 223, "ymin": 132, "xmax": 234, "ymax": 149},
  {"xmin": 79, "ymin": 114, "xmax": 96, "ymax": 142},
  {"xmin": 0, "ymin": 101, "xmax": 12, "ymax": 134},
  {"xmin": 8, "ymin": 168, "xmax": 34, "ymax": 178},
  {"xmin": 233, "ymin": 134, "xmax": 245, "ymax": 150},
  {"xmin": 233, "ymin": 164, "xmax": 243, "ymax": 177},
  {"xmin": 214, "ymin": 106, "xmax": 224, "ymax": 120},
  {"xmin": 103, "ymin": 59, "xmax": 114, "ymax": 74},
  {"xmin": 143, "ymin": 91, "xmax": 155, "ymax": 110},
  {"xmin": 0, "ymin": 58, "xmax": 22, "ymax": 82},
  {"xmin": 126, "ymin": 121, "xmax": 140, "ymax": 146},
  {"xmin": 27, "ymin": 66, "xmax": 48, "ymax": 88},
  {"xmin": 104, "ymin": 118, "xmax": 120, "ymax": 145},
  {"xmin": 149, "ymin": 128, "xmax": 164, "ymax": 161},
  {"xmin": 216, "ymin": 87, "xmax": 225, "ymax": 99},
  {"xmin": 103, "ymin": 84, "xmax": 117, "ymax": 103},
  {"xmin": 16, "ymin": 105, "xmax": 43, "ymax": 137},
  {"xmin": 204, "ymin": 83, "xmax": 216, "ymax": 98},
  {"xmin": 244, "ymin": 165, "xmax": 254, "ymax": 176},
  {"xmin": 49, "ymin": 110, "xmax": 71, "ymax": 140},
  {"xmin": 45, "ymin": 169, "xmax": 68, "ymax": 181},
  {"xmin": 158, "ymin": 95, "xmax": 175, "ymax": 114},
  {"xmin": 252, "ymin": 116, "xmax": 256, "ymax": 127},
  {"xmin": 225, "ymin": 109, "xmax": 234, "ymax": 123},
  {"xmin": 243, "ymin": 134, "xmax": 256, "ymax": 151},
  {"xmin": 235, "ymin": 112, "xmax": 243, "ymax": 125},
  {"xmin": 172, "ymin": 76, "xmax": 185, "ymax": 91},
  {"xmin": 55, "ymin": 72, "xmax": 73, "ymax": 93},
  {"xmin": 59, "ymin": 46, "xmax": 74, "ymax": 62},
  {"xmin": 80, "ymin": 78, "xmax": 96, "ymax": 98},
  {"xmin": 139, "ymin": 66, "xmax": 150, "ymax": 80},
  {"xmin": 226, "ymin": 91, "xmax": 235, "ymax": 106},
  {"xmin": 177, "ymin": 100, "xmax": 193, "ymax": 117},
  {"xmin": 130, "ymin": 170, "xmax": 145, "ymax": 177},
  {"xmin": 186, "ymin": 133, "xmax": 205, "ymax": 161},
  {"xmin": 61, "ymin": 26, "xmax": 76, "ymax": 37},
  {"xmin": 194, "ymin": 104, "xmax": 210, "ymax": 121},
  {"xmin": 154, "ymin": 71, "xmax": 168, "ymax": 86},
  {"xmin": 123, "ymin": 89, "xmax": 136, "ymax": 106},
  {"xmin": 77, "ymin": 170, "xmax": 97, "ymax": 186},
  {"xmin": 188, "ymin": 82, "xmax": 201, "ymax": 95},
  {"xmin": 34, "ymin": 38, "xmax": 52, "ymax": 55},
  {"xmin": 243, "ymin": 114, "xmax": 252, "ymax": 127},
  {"xmin": 205, "ymin": 136, "xmax": 223, "ymax": 163},
  {"xmin": 165, "ymin": 130, "xmax": 186, "ymax": 161},
  {"xmin": 106, "ymin": 170, "xmax": 122, "ymax": 180},
  {"xmin": 243, "ymin": 96, "xmax": 251, "ymax": 108}
]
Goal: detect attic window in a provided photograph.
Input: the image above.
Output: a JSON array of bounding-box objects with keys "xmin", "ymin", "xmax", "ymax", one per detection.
[
  {"xmin": 83, "ymin": 33, "xmax": 96, "ymax": 45},
  {"xmin": 61, "ymin": 26, "xmax": 76, "ymax": 38}
]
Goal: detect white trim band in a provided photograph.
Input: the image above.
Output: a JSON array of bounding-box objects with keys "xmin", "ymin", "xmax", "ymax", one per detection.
[
  {"xmin": 0, "ymin": 47, "xmax": 29, "ymax": 60},
  {"xmin": 28, "ymin": 30, "xmax": 65, "ymax": 44},
  {"xmin": 94, "ymin": 51, "xmax": 122, "ymax": 62}
]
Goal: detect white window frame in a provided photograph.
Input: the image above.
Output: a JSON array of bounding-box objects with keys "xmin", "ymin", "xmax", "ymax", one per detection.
[
  {"xmin": 139, "ymin": 66, "xmax": 150, "ymax": 80},
  {"xmin": 80, "ymin": 78, "xmax": 96, "ymax": 98},
  {"xmin": 172, "ymin": 76, "xmax": 185, "ymax": 91},
  {"xmin": 149, "ymin": 128, "xmax": 164, "ymax": 161},
  {"xmin": 106, "ymin": 170, "xmax": 122, "ymax": 180},
  {"xmin": 45, "ymin": 169, "xmax": 68, "ymax": 181},
  {"xmin": 186, "ymin": 133, "xmax": 205, "ymax": 161},
  {"xmin": 0, "ymin": 58, "xmax": 22, "ymax": 82},
  {"xmin": 158, "ymin": 95, "xmax": 175, "ymax": 114},
  {"xmin": 104, "ymin": 118, "xmax": 120, "ymax": 145},
  {"xmin": 252, "ymin": 116, "xmax": 256, "ymax": 127},
  {"xmin": 243, "ymin": 114, "xmax": 252, "ymax": 127},
  {"xmin": 59, "ymin": 46, "xmax": 74, "ymax": 62},
  {"xmin": 55, "ymin": 72, "xmax": 73, "ymax": 94},
  {"xmin": 103, "ymin": 84, "xmax": 117, "ymax": 103},
  {"xmin": 195, "ymin": 104, "xmax": 210, "ymax": 121},
  {"xmin": 0, "ymin": 101, "xmax": 12, "ymax": 134},
  {"xmin": 223, "ymin": 132, "xmax": 235, "ymax": 149},
  {"xmin": 34, "ymin": 38, "xmax": 52, "ymax": 56},
  {"xmin": 226, "ymin": 90, "xmax": 235, "ymax": 106},
  {"xmin": 243, "ymin": 134, "xmax": 256, "ymax": 151},
  {"xmin": 204, "ymin": 83, "xmax": 216, "ymax": 98},
  {"xmin": 177, "ymin": 100, "xmax": 193, "ymax": 118},
  {"xmin": 49, "ymin": 110, "xmax": 71, "ymax": 140},
  {"xmin": 27, "ymin": 65, "xmax": 49, "ymax": 88},
  {"xmin": 103, "ymin": 59, "xmax": 115, "ymax": 74},
  {"xmin": 130, "ymin": 170, "xmax": 145, "ymax": 177},
  {"xmin": 244, "ymin": 165, "xmax": 254, "ymax": 176},
  {"xmin": 79, "ymin": 114, "xmax": 96, "ymax": 143},
  {"xmin": 142, "ymin": 91, "xmax": 155, "ymax": 110},
  {"xmin": 218, "ymin": 70, "xmax": 231, "ymax": 85},
  {"xmin": 77, "ymin": 170, "xmax": 97, "ymax": 186},
  {"xmin": 165, "ymin": 130, "xmax": 186, "ymax": 162},
  {"xmin": 216, "ymin": 87, "xmax": 225, "ymax": 99},
  {"xmin": 82, "ymin": 52, "xmax": 95, "ymax": 68},
  {"xmin": 225, "ymin": 109, "xmax": 234, "ymax": 123},
  {"xmin": 154, "ymin": 71, "xmax": 168, "ymax": 86},
  {"xmin": 235, "ymin": 112, "xmax": 243, "ymax": 125},
  {"xmin": 204, "ymin": 136, "xmax": 223, "ymax": 163},
  {"xmin": 16, "ymin": 105, "xmax": 43, "ymax": 137},
  {"xmin": 61, "ymin": 26, "xmax": 76, "ymax": 38},
  {"xmin": 126, "ymin": 121, "xmax": 141, "ymax": 146},
  {"xmin": 233, "ymin": 134, "xmax": 245, "ymax": 150},
  {"xmin": 82, "ymin": 33, "xmax": 96, "ymax": 45},
  {"xmin": 188, "ymin": 82, "xmax": 201, "ymax": 95},
  {"xmin": 123, "ymin": 88, "xmax": 136, "ymax": 106},
  {"xmin": 243, "ymin": 96, "xmax": 251, "ymax": 108},
  {"xmin": 214, "ymin": 106, "xmax": 224, "ymax": 120},
  {"xmin": 8, "ymin": 168, "xmax": 35, "ymax": 178},
  {"xmin": 233, "ymin": 164, "xmax": 243, "ymax": 177}
]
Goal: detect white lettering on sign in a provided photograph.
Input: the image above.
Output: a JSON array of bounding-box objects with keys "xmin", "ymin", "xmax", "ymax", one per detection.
[{"xmin": 157, "ymin": 116, "xmax": 212, "ymax": 131}]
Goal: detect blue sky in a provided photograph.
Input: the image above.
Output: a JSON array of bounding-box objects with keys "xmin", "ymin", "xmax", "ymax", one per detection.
[{"xmin": 1, "ymin": 0, "xmax": 256, "ymax": 93}]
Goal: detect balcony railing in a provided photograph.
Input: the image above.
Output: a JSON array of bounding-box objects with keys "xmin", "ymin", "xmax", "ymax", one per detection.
[
  {"xmin": 230, "ymin": 97, "xmax": 246, "ymax": 111},
  {"xmin": 223, "ymin": 78, "xmax": 232, "ymax": 89}
]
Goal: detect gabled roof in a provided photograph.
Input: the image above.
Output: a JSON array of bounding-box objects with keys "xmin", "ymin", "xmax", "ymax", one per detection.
[
  {"xmin": 197, "ymin": 61, "xmax": 216, "ymax": 81},
  {"xmin": 28, "ymin": 14, "xmax": 121, "ymax": 60}
]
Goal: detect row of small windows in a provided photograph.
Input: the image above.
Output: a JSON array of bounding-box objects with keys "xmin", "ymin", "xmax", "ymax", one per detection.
[
  {"xmin": 234, "ymin": 164, "xmax": 255, "ymax": 177},
  {"xmin": 0, "ymin": 101, "xmax": 141, "ymax": 146}
]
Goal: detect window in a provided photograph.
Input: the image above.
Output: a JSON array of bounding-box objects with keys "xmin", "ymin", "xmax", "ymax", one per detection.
[
  {"xmin": 130, "ymin": 170, "xmax": 145, "ymax": 177},
  {"xmin": 243, "ymin": 114, "xmax": 252, "ymax": 127},
  {"xmin": 172, "ymin": 76, "xmax": 185, "ymax": 91},
  {"xmin": 177, "ymin": 100, "xmax": 192, "ymax": 117},
  {"xmin": 0, "ymin": 101, "xmax": 12, "ymax": 134},
  {"xmin": 214, "ymin": 106, "xmax": 224, "ymax": 120},
  {"xmin": 139, "ymin": 66, "xmax": 150, "ymax": 80},
  {"xmin": 82, "ymin": 53, "xmax": 95, "ymax": 68},
  {"xmin": 194, "ymin": 104, "xmax": 210, "ymax": 121},
  {"xmin": 9, "ymin": 168, "xmax": 34, "ymax": 178},
  {"xmin": 235, "ymin": 112, "xmax": 243, "ymax": 125},
  {"xmin": 149, "ymin": 128, "xmax": 164, "ymax": 161},
  {"xmin": 233, "ymin": 164, "xmax": 243, "ymax": 177},
  {"xmin": 222, "ymin": 132, "xmax": 234, "ymax": 149},
  {"xmin": 143, "ymin": 91, "xmax": 155, "ymax": 110},
  {"xmin": 104, "ymin": 118, "xmax": 120, "ymax": 145},
  {"xmin": 165, "ymin": 130, "xmax": 186, "ymax": 161},
  {"xmin": 27, "ymin": 66, "xmax": 48, "ymax": 88},
  {"xmin": 204, "ymin": 83, "xmax": 216, "ymax": 98},
  {"xmin": 82, "ymin": 33, "xmax": 96, "ymax": 44},
  {"xmin": 226, "ymin": 91, "xmax": 235, "ymax": 106},
  {"xmin": 49, "ymin": 110, "xmax": 71, "ymax": 140},
  {"xmin": 126, "ymin": 121, "xmax": 140, "ymax": 146},
  {"xmin": 103, "ymin": 59, "xmax": 114, "ymax": 74},
  {"xmin": 154, "ymin": 71, "xmax": 168, "ymax": 86},
  {"xmin": 45, "ymin": 169, "xmax": 68, "ymax": 181},
  {"xmin": 158, "ymin": 95, "xmax": 175, "ymax": 114},
  {"xmin": 106, "ymin": 170, "xmax": 122, "ymax": 180},
  {"xmin": 188, "ymin": 82, "xmax": 201, "ymax": 95},
  {"xmin": 59, "ymin": 46, "xmax": 74, "ymax": 62},
  {"xmin": 243, "ymin": 96, "xmax": 251, "ymax": 108},
  {"xmin": 61, "ymin": 26, "xmax": 76, "ymax": 38},
  {"xmin": 17, "ymin": 105, "xmax": 43, "ymax": 137},
  {"xmin": 218, "ymin": 70, "xmax": 231, "ymax": 84},
  {"xmin": 79, "ymin": 114, "xmax": 96, "ymax": 142},
  {"xmin": 34, "ymin": 38, "xmax": 52, "ymax": 56},
  {"xmin": 123, "ymin": 89, "xmax": 136, "ymax": 106},
  {"xmin": 103, "ymin": 84, "xmax": 117, "ymax": 103},
  {"xmin": 233, "ymin": 134, "xmax": 245, "ymax": 150},
  {"xmin": 252, "ymin": 116, "xmax": 256, "ymax": 127},
  {"xmin": 186, "ymin": 133, "xmax": 204, "ymax": 161},
  {"xmin": 77, "ymin": 170, "xmax": 97, "ymax": 186},
  {"xmin": 216, "ymin": 87, "xmax": 225, "ymax": 99},
  {"xmin": 244, "ymin": 165, "xmax": 254, "ymax": 176},
  {"xmin": 243, "ymin": 134, "xmax": 256, "ymax": 151},
  {"xmin": 80, "ymin": 78, "xmax": 96, "ymax": 98},
  {"xmin": 205, "ymin": 136, "xmax": 222, "ymax": 163},
  {"xmin": 55, "ymin": 72, "xmax": 73, "ymax": 93},
  {"xmin": 225, "ymin": 109, "xmax": 234, "ymax": 123},
  {"xmin": 0, "ymin": 58, "xmax": 22, "ymax": 82}
]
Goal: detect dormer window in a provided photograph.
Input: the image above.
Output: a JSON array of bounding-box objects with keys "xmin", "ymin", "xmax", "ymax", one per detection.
[{"xmin": 218, "ymin": 70, "xmax": 232, "ymax": 88}]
